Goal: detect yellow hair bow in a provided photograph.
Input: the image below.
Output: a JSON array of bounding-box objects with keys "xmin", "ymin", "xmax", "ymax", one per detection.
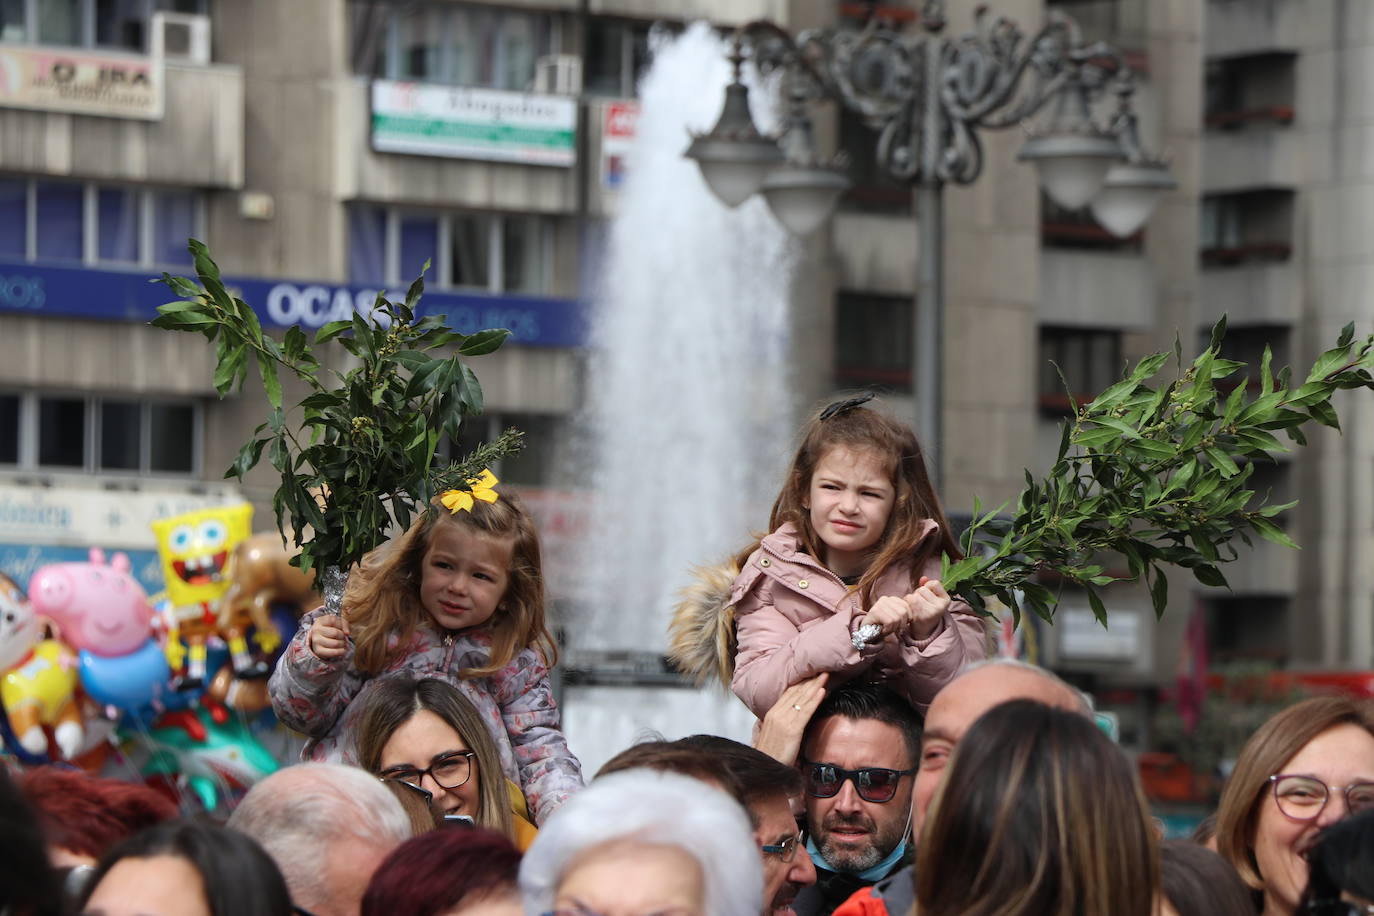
[{"xmin": 441, "ymin": 469, "xmax": 501, "ymax": 514}]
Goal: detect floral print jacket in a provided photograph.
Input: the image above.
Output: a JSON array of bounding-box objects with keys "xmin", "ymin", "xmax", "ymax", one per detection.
[{"xmin": 268, "ymin": 607, "xmax": 583, "ymax": 825}]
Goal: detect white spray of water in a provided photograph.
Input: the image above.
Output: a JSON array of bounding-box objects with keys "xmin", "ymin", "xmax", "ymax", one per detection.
[{"xmin": 568, "ymin": 23, "xmax": 799, "ymax": 656}]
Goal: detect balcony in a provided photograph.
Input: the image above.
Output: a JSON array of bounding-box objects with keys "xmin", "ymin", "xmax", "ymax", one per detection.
[
  {"xmin": 1206, "ymin": 0, "xmax": 1305, "ymax": 59},
  {"xmin": 332, "ymin": 77, "xmax": 579, "ymax": 214},
  {"xmin": 0, "ymin": 61, "xmax": 243, "ymax": 188},
  {"xmin": 1203, "ymin": 126, "xmax": 1301, "ymax": 194},
  {"xmin": 1039, "ymin": 249, "xmax": 1156, "ymax": 330},
  {"xmin": 587, "ymin": 0, "xmax": 787, "ymax": 26},
  {"xmin": 1198, "ymin": 262, "xmax": 1299, "ymax": 327}
]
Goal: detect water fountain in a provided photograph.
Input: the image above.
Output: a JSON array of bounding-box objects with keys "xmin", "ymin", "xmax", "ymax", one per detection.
[{"xmin": 557, "ymin": 23, "xmax": 800, "ymax": 773}]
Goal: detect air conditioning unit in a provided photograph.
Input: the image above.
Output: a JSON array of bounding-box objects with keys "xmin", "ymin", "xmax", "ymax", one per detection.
[
  {"xmin": 534, "ymin": 54, "xmax": 582, "ymax": 96},
  {"xmin": 151, "ymin": 11, "xmax": 212, "ymax": 65}
]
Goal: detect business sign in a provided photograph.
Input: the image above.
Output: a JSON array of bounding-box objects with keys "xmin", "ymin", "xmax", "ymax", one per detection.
[
  {"xmin": 601, "ymin": 101, "xmax": 639, "ymax": 191},
  {"xmin": 371, "ymin": 79, "xmax": 576, "ymax": 167},
  {"xmin": 0, "ymin": 259, "xmax": 586, "ymax": 348},
  {"xmin": 0, "ymin": 44, "xmax": 163, "ymax": 120},
  {"xmin": 1059, "ymin": 607, "xmax": 1141, "ymax": 661},
  {"xmin": 0, "ymin": 482, "xmax": 244, "ymax": 595}
]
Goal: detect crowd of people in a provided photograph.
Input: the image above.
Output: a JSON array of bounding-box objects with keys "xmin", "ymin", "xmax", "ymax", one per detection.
[{"xmin": 3, "ymin": 397, "xmax": 1374, "ymax": 915}]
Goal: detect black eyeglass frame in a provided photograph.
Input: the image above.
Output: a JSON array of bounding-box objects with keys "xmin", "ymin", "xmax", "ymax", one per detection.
[
  {"xmin": 1268, "ymin": 773, "xmax": 1374, "ymax": 822},
  {"xmin": 380, "ymin": 750, "xmax": 477, "ymax": 791},
  {"xmin": 802, "ymin": 760, "xmax": 917, "ymax": 803}
]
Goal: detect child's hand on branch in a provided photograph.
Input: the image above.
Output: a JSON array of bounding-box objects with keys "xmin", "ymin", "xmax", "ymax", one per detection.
[
  {"xmin": 309, "ymin": 614, "xmax": 350, "ymax": 660},
  {"xmin": 864, "ymin": 595, "xmax": 917, "ymax": 641},
  {"xmin": 904, "ymin": 576, "xmax": 950, "ymax": 641}
]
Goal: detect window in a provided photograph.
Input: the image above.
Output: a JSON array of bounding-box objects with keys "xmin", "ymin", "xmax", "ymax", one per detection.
[
  {"xmin": 833, "ymin": 292, "xmax": 913, "ymax": 391},
  {"xmin": 373, "ymin": 3, "xmax": 557, "ymax": 91},
  {"xmin": 837, "ymin": 109, "xmax": 910, "ymax": 213},
  {"xmin": 2, "ymin": 0, "xmax": 207, "ymax": 51},
  {"xmin": 0, "ymin": 178, "xmax": 202, "ymax": 268},
  {"xmin": 1205, "ymin": 53, "xmax": 1296, "ymax": 129},
  {"xmin": 0, "ymin": 393, "xmax": 18, "ymax": 465},
  {"xmin": 1200, "ymin": 191, "xmax": 1295, "ymax": 265},
  {"xmin": 1042, "ymin": 190, "xmax": 1143, "ymax": 250},
  {"xmin": 1211, "ymin": 324, "xmax": 1290, "ymax": 389},
  {"xmin": 585, "ymin": 17, "xmax": 656, "ymax": 98},
  {"xmin": 1205, "ymin": 596, "xmax": 1289, "ymax": 664},
  {"xmin": 438, "ymin": 412, "xmax": 560, "ymax": 487},
  {"xmin": 2, "ymin": 392, "xmax": 199, "ymax": 475},
  {"xmin": 348, "ymin": 204, "xmax": 554, "ymax": 294},
  {"xmin": 1039, "ymin": 327, "xmax": 1122, "ymax": 410}
]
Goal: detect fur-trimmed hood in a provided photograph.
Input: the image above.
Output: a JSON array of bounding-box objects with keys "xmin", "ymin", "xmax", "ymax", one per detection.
[{"xmin": 666, "ymin": 561, "xmax": 740, "ymax": 688}]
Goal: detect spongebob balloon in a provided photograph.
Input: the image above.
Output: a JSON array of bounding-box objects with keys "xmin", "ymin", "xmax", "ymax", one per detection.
[{"xmin": 152, "ymin": 504, "xmax": 265, "ymax": 690}]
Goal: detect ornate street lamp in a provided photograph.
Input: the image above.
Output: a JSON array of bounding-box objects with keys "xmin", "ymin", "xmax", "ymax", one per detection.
[{"xmin": 684, "ymin": 0, "xmax": 1175, "ymax": 486}]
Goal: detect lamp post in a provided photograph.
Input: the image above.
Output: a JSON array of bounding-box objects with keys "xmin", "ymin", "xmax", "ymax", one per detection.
[{"xmin": 685, "ymin": 0, "xmax": 1175, "ymax": 487}]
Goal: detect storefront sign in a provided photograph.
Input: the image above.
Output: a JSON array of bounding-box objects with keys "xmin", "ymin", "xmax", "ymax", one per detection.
[
  {"xmin": 601, "ymin": 101, "xmax": 638, "ymax": 191},
  {"xmin": 1059, "ymin": 607, "xmax": 1141, "ymax": 661},
  {"xmin": 371, "ymin": 79, "xmax": 576, "ymax": 167},
  {"xmin": 0, "ymin": 483, "xmax": 243, "ymax": 594},
  {"xmin": 0, "ymin": 44, "xmax": 163, "ymax": 120},
  {"xmin": 0, "ymin": 260, "xmax": 586, "ymax": 348}
]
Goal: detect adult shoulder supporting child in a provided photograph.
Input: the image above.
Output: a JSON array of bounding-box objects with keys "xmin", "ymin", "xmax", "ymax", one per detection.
[
  {"xmin": 268, "ymin": 484, "xmax": 583, "ymax": 824},
  {"xmin": 672, "ymin": 396, "xmax": 989, "ymax": 717}
]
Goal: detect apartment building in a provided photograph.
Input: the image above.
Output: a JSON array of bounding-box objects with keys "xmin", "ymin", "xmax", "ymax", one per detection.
[{"xmin": 0, "ymin": 0, "xmax": 1368, "ymax": 749}]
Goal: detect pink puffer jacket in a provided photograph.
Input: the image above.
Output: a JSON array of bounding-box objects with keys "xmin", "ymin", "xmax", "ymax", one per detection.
[{"xmin": 730, "ymin": 521, "xmax": 989, "ymax": 717}]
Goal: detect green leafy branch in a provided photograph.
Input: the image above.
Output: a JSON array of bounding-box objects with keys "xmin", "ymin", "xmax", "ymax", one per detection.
[
  {"xmin": 943, "ymin": 317, "xmax": 1374, "ymax": 627},
  {"xmin": 152, "ymin": 239, "xmax": 522, "ymax": 574}
]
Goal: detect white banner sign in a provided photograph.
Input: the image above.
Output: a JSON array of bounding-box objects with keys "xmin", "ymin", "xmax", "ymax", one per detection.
[
  {"xmin": 0, "ymin": 482, "xmax": 243, "ymax": 550},
  {"xmin": 0, "ymin": 44, "xmax": 163, "ymax": 120},
  {"xmin": 371, "ymin": 79, "xmax": 576, "ymax": 167}
]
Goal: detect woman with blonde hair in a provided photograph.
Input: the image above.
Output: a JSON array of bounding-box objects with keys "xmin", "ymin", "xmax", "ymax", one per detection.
[
  {"xmin": 913, "ymin": 698, "xmax": 1159, "ymax": 916},
  {"xmin": 1214, "ymin": 696, "xmax": 1374, "ymax": 915},
  {"xmin": 354, "ymin": 676, "xmax": 537, "ymax": 849}
]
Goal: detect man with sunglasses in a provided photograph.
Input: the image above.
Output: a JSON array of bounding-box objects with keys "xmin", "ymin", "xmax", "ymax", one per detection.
[{"xmin": 787, "ymin": 683, "xmax": 922, "ymax": 916}]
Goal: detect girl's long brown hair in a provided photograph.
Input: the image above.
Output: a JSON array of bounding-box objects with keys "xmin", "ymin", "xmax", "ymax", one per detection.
[
  {"xmin": 913, "ymin": 699, "xmax": 1160, "ymax": 916},
  {"xmin": 736, "ymin": 399, "xmax": 962, "ymax": 607},
  {"xmin": 355, "ymin": 677, "xmax": 515, "ymax": 841},
  {"xmin": 343, "ymin": 492, "xmax": 557, "ymax": 678}
]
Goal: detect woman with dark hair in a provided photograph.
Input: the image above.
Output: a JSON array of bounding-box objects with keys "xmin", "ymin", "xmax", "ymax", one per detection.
[
  {"xmin": 78, "ymin": 819, "xmax": 292, "ymax": 916},
  {"xmin": 354, "ymin": 676, "xmax": 535, "ymax": 847},
  {"xmin": 1159, "ymin": 840, "xmax": 1254, "ymax": 916},
  {"xmin": 362, "ymin": 826, "xmax": 522, "ymax": 916},
  {"xmin": 913, "ymin": 699, "xmax": 1159, "ymax": 916},
  {"xmin": 1215, "ymin": 696, "xmax": 1374, "ymax": 916},
  {"xmin": 1297, "ymin": 809, "xmax": 1374, "ymax": 914}
]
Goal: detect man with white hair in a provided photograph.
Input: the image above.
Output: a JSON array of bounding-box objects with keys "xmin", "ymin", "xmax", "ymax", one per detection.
[
  {"xmin": 831, "ymin": 659, "xmax": 1092, "ymax": 916},
  {"xmin": 227, "ymin": 762, "xmax": 411, "ymax": 916}
]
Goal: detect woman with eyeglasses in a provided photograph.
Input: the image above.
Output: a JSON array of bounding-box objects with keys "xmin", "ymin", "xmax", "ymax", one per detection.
[
  {"xmin": 354, "ymin": 676, "xmax": 537, "ymax": 849},
  {"xmin": 1215, "ymin": 696, "xmax": 1374, "ymax": 916}
]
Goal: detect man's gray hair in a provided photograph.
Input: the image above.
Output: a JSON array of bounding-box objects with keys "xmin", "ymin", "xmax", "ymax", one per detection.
[
  {"xmin": 520, "ymin": 769, "xmax": 761, "ymax": 916},
  {"xmin": 959, "ymin": 657, "xmax": 1094, "ymax": 714},
  {"xmin": 227, "ymin": 762, "xmax": 411, "ymax": 908}
]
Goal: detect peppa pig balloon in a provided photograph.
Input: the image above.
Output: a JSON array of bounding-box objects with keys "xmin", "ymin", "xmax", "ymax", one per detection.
[
  {"xmin": 0, "ymin": 572, "xmax": 83, "ymax": 759},
  {"xmin": 29, "ymin": 548, "xmax": 155, "ymax": 657}
]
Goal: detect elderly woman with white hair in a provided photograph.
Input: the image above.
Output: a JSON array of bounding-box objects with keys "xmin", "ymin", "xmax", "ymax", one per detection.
[{"xmin": 519, "ymin": 768, "xmax": 762, "ymax": 916}]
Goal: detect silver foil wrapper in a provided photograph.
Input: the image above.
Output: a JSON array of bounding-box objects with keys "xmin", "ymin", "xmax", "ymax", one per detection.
[
  {"xmin": 320, "ymin": 565, "xmax": 349, "ymax": 616},
  {"xmin": 851, "ymin": 623, "xmax": 881, "ymax": 651}
]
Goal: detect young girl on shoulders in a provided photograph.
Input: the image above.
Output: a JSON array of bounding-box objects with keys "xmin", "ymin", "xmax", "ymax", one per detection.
[
  {"xmin": 268, "ymin": 474, "xmax": 582, "ymax": 824},
  {"xmin": 720, "ymin": 396, "xmax": 987, "ymax": 717}
]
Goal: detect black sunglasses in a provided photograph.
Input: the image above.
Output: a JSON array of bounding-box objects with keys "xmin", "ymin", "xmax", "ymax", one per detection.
[{"xmin": 803, "ymin": 761, "xmax": 915, "ymax": 803}]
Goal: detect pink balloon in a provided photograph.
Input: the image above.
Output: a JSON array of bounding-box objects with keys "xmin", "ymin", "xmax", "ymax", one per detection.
[{"xmin": 29, "ymin": 548, "xmax": 154, "ymax": 657}]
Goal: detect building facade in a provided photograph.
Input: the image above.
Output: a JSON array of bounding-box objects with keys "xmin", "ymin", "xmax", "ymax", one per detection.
[{"xmin": 0, "ymin": 0, "xmax": 1369, "ymax": 751}]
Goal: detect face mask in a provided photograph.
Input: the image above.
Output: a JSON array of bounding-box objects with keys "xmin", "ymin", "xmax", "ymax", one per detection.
[{"xmin": 806, "ymin": 834, "xmax": 909, "ymax": 880}]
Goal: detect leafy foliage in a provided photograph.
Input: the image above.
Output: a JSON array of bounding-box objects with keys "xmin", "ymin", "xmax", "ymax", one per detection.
[
  {"xmin": 943, "ymin": 317, "xmax": 1374, "ymax": 625},
  {"xmin": 152, "ymin": 239, "xmax": 523, "ymax": 574}
]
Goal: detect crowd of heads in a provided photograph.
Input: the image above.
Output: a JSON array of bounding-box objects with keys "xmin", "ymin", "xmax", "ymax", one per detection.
[{"xmin": 4, "ymin": 659, "xmax": 1374, "ymax": 916}]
